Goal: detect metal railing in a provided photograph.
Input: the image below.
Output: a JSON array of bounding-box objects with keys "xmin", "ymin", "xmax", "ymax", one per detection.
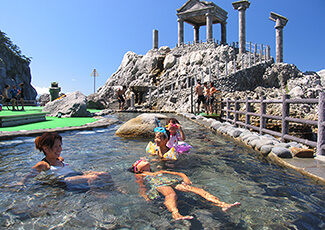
[
  {"xmin": 221, "ymin": 93, "xmax": 325, "ymax": 156},
  {"xmin": 0, "ymin": 99, "xmax": 38, "ymax": 107}
]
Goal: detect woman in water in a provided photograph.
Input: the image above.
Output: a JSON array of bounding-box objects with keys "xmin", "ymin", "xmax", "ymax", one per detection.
[
  {"xmin": 129, "ymin": 159, "xmax": 240, "ymax": 220},
  {"xmin": 17, "ymin": 132, "xmax": 111, "ymax": 190}
]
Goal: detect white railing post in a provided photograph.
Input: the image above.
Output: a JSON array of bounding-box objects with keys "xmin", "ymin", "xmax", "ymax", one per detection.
[{"xmin": 317, "ymin": 92, "xmax": 325, "ymax": 156}]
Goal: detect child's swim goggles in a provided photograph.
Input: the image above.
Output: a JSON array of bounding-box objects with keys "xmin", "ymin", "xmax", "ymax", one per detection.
[
  {"xmin": 165, "ymin": 124, "xmax": 178, "ymax": 128},
  {"xmin": 134, "ymin": 159, "xmax": 143, "ymax": 173},
  {"xmin": 154, "ymin": 127, "xmax": 166, "ymax": 134},
  {"xmin": 154, "ymin": 127, "xmax": 168, "ymax": 138}
]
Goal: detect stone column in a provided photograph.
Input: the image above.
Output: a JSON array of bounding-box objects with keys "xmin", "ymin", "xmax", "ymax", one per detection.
[
  {"xmin": 266, "ymin": 45, "xmax": 271, "ymax": 60},
  {"xmin": 130, "ymin": 92, "xmax": 135, "ymax": 108},
  {"xmin": 194, "ymin": 24, "xmax": 200, "ymax": 43},
  {"xmin": 232, "ymin": 0, "xmax": 250, "ymax": 54},
  {"xmin": 178, "ymin": 18, "xmax": 184, "ymax": 46},
  {"xmin": 269, "ymin": 12, "xmax": 288, "ymax": 63},
  {"xmin": 153, "ymin": 29, "xmax": 158, "ymax": 49},
  {"xmin": 221, "ymin": 22, "xmax": 227, "ymax": 44},
  {"xmin": 206, "ymin": 13, "xmax": 213, "ymax": 42}
]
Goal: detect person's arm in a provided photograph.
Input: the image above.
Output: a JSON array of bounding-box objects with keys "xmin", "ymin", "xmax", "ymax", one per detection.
[
  {"xmin": 177, "ymin": 125, "xmax": 185, "ymax": 141},
  {"xmin": 157, "ymin": 147, "xmax": 168, "ymax": 161},
  {"xmin": 58, "ymin": 156, "xmax": 64, "ymax": 162},
  {"xmin": 19, "ymin": 161, "xmax": 49, "ymax": 185},
  {"xmin": 195, "ymin": 86, "xmax": 198, "ymax": 95},
  {"xmin": 135, "ymin": 174, "xmax": 150, "ymax": 201},
  {"xmin": 157, "ymin": 170, "xmax": 192, "ymax": 185}
]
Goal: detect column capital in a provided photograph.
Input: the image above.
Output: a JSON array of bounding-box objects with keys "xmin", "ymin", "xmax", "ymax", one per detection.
[
  {"xmin": 269, "ymin": 12, "xmax": 288, "ymax": 28},
  {"xmin": 232, "ymin": 0, "xmax": 250, "ymax": 11},
  {"xmin": 177, "ymin": 18, "xmax": 183, "ymax": 23}
]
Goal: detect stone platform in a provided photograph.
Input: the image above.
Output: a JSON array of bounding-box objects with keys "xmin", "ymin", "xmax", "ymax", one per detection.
[{"xmin": 0, "ymin": 112, "xmax": 49, "ymax": 127}]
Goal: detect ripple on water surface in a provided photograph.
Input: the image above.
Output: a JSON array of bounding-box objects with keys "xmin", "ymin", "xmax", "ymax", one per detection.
[{"xmin": 0, "ymin": 113, "xmax": 324, "ymax": 229}]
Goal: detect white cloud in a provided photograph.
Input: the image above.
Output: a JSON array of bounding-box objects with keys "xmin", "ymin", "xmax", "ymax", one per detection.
[
  {"xmin": 32, "ymin": 85, "xmax": 49, "ymax": 96},
  {"xmin": 72, "ymin": 79, "xmax": 76, "ymax": 82}
]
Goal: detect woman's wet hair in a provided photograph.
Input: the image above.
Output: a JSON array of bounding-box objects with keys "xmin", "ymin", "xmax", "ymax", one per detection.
[
  {"xmin": 35, "ymin": 132, "xmax": 62, "ymax": 155},
  {"xmin": 127, "ymin": 163, "xmax": 152, "ymax": 173},
  {"xmin": 128, "ymin": 166, "xmax": 136, "ymax": 173}
]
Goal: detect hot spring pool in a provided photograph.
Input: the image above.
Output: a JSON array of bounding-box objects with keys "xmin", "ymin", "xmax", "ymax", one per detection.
[{"xmin": 0, "ymin": 113, "xmax": 325, "ymax": 229}]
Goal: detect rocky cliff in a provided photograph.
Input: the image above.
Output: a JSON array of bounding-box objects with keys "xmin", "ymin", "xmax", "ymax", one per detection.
[
  {"xmin": 0, "ymin": 30, "xmax": 37, "ymax": 100},
  {"xmin": 88, "ymin": 42, "xmax": 324, "ymax": 116}
]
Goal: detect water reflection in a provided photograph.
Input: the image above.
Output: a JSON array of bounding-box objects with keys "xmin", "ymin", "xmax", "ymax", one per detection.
[{"xmin": 0, "ymin": 113, "xmax": 324, "ymax": 229}]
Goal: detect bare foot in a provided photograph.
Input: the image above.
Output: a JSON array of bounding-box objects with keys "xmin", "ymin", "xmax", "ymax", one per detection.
[
  {"xmin": 222, "ymin": 202, "xmax": 241, "ymax": 211},
  {"xmin": 172, "ymin": 212, "xmax": 194, "ymax": 220}
]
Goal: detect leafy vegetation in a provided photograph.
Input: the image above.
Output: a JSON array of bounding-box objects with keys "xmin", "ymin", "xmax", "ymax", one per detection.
[{"xmin": 0, "ymin": 30, "xmax": 32, "ymax": 64}]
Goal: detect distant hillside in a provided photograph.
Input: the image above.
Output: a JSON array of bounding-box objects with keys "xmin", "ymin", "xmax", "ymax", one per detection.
[{"xmin": 0, "ymin": 30, "xmax": 37, "ymax": 100}]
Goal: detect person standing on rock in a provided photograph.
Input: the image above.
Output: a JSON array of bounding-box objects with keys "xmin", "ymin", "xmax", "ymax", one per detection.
[
  {"xmin": 10, "ymin": 85, "xmax": 19, "ymax": 111},
  {"xmin": 209, "ymin": 82, "xmax": 219, "ymax": 115},
  {"xmin": 2, "ymin": 84, "xmax": 11, "ymax": 110},
  {"xmin": 117, "ymin": 85, "xmax": 127, "ymax": 111},
  {"xmin": 195, "ymin": 80, "xmax": 205, "ymax": 114},
  {"xmin": 203, "ymin": 82, "xmax": 210, "ymax": 114}
]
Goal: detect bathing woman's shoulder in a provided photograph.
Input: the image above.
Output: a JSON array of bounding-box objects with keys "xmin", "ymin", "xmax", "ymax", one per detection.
[{"xmin": 32, "ymin": 160, "xmax": 51, "ymax": 172}]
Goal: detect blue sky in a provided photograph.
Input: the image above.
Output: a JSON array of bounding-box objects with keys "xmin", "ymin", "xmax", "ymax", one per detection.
[{"xmin": 0, "ymin": 0, "xmax": 324, "ymax": 96}]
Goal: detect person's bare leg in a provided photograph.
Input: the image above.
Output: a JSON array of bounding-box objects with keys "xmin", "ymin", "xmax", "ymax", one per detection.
[
  {"xmin": 157, "ymin": 186, "xmax": 194, "ymax": 220},
  {"xmin": 12, "ymin": 100, "xmax": 16, "ymax": 110},
  {"xmin": 21, "ymin": 98, "xmax": 24, "ymax": 110},
  {"xmin": 175, "ymin": 184, "xmax": 240, "ymax": 211},
  {"xmin": 64, "ymin": 171, "xmax": 109, "ymax": 184}
]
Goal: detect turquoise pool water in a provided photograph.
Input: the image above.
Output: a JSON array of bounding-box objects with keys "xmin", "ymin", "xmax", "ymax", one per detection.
[{"xmin": 0, "ymin": 113, "xmax": 325, "ymax": 229}]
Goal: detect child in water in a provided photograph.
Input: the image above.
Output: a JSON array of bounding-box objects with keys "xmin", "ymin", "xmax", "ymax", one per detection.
[
  {"xmin": 146, "ymin": 127, "xmax": 178, "ymax": 160},
  {"xmin": 165, "ymin": 118, "xmax": 192, "ymax": 153},
  {"xmin": 129, "ymin": 159, "xmax": 241, "ymax": 220}
]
